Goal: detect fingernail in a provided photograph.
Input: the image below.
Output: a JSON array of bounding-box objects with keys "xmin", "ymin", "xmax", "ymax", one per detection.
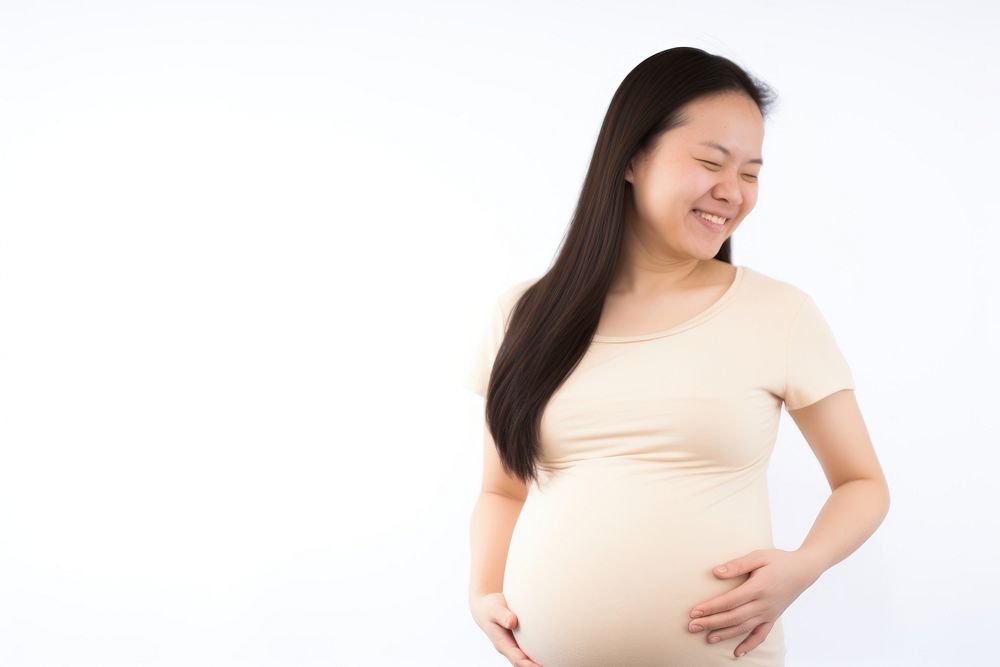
[
  {"xmin": 716, "ymin": 565, "xmax": 728, "ymax": 573},
  {"xmin": 709, "ymin": 635, "xmax": 721, "ymax": 643},
  {"xmin": 689, "ymin": 624, "xmax": 702, "ymax": 632},
  {"xmin": 737, "ymin": 651, "xmax": 747, "ymax": 657},
  {"xmin": 690, "ymin": 609, "xmax": 704, "ymax": 618}
]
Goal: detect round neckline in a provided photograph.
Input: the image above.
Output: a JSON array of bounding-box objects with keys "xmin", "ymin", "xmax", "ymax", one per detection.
[{"xmin": 592, "ymin": 264, "xmax": 746, "ymax": 343}]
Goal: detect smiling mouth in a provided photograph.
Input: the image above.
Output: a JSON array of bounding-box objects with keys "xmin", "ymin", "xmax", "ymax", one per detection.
[
  {"xmin": 693, "ymin": 209, "xmax": 729, "ymax": 225},
  {"xmin": 691, "ymin": 209, "xmax": 728, "ymax": 232}
]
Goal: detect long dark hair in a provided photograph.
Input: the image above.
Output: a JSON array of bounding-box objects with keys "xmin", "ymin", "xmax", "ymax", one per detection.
[{"xmin": 485, "ymin": 47, "xmax": 777, "ymax": 486}]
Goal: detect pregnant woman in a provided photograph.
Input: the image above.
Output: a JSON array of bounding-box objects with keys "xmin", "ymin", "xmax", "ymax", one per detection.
[{"xmin": 466, "ymin": 47, "xmax": 890, "ymax": 666}]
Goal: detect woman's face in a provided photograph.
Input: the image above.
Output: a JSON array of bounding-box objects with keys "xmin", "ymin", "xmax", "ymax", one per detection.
[{"xmin": 624, "ymin": 92, "xmax": 764, "ymax": 261}]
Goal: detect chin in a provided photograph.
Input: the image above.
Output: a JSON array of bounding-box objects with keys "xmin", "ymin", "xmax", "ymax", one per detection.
[{"xmin": 687, "ymin": 245, "xmax": 721, "ymax": 261}]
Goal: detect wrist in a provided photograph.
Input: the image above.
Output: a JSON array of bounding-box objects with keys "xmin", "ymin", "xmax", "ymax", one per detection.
[
  {"xmin": 794, "ymin": 547, "xmax": 829, "ymax": 581},
  {"xmin": 469, "ymin": 588, "xmax": 497, "ymax": 604}
]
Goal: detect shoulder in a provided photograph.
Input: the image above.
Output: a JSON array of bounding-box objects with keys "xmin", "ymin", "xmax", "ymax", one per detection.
[{"xmin": 739, "ymin": 265, "xmax": 811, "ymax": 312}]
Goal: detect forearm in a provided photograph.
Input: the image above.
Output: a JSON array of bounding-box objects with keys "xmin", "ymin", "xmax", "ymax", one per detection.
[
  {"xmin": 469, "ymin": 492, "xmax": 525, "ymax": 604},
  {"xmin": 796, "ymin": 478, "xmax": 891, "ymax": 578}
]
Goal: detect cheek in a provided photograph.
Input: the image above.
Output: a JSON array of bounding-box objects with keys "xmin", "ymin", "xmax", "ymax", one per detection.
[
  {"xmin": 632, "ymin": 167, "xmax": 708, "ymax": 224},
  {"xmin": 636, "ymin": 181, "xmax": 682, "ymax": 221}
]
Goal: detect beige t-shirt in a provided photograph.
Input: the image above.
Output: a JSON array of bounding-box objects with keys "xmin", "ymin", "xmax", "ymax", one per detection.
[{"xmin": 463, "ymin": 265, "xmax": 854, "ymax": 666}]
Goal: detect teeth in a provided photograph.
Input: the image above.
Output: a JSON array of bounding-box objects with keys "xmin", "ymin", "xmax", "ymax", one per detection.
[{"xmin": 695, "ymin": 209, "xmax": 727, "ymax": 225}]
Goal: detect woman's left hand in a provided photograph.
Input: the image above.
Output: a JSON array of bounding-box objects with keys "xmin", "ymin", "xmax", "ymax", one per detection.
[{"xmin": 686, "ymin": 548, "xmax": 822, "ymax": 658}]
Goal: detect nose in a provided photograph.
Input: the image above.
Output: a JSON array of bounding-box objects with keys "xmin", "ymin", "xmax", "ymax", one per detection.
[{"xmin": 712, "ymin": 174, "xmax": 743, "ymax": 208}]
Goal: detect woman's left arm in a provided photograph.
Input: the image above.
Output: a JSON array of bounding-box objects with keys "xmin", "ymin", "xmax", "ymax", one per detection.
[
  {"xmin": 686, "ymin": 389, "xmax": 890, "ymax": 658},
  {"xmin": 787, "ymin": 388, "xmax": 890, "ymax": 573}
]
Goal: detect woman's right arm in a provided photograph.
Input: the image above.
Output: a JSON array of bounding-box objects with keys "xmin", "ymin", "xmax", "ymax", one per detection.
[
  {"xmin": 468, "ymin": 422, "xmax": 542, "ymax": 667},
  {"xmin": 469, "ymin": 420, "xmax": 529, "ymax": 600},
  {"xmin": 469, "ymin": 490, "xmax": 524, "ymax": 603}
]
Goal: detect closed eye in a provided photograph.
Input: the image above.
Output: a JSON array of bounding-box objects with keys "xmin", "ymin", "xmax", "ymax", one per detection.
[{"xmin": 698, "ymin": 159, "xmax": 758, "ymax": 181}]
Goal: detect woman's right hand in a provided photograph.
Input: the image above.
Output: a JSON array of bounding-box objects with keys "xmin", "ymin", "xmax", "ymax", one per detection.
[{"xmin": 469, "ymin": 592, "xmax": 543, "ymax": 667}]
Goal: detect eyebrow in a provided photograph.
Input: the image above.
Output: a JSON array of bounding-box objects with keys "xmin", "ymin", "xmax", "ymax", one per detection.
[{"xmin": 698, "ymin": 141, "xmax": 764, "ymax": 166}]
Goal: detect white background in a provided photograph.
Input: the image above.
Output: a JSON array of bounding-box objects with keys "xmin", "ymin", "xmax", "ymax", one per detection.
[{"xmin": 1, "ymin": 1, "xmax": 997, "ymax": 665}]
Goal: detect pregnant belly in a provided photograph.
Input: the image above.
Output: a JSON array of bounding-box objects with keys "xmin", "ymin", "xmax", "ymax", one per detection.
[{"xmin": 503, "ymin": 464, "xmax": 786, "ymax": 667}]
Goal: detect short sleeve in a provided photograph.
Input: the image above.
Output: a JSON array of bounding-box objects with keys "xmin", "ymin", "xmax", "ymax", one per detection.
[
  {"xmin": 462, "ymin": 297, "xmax": 508, "ymax": 398},
  {"xmin": 783, "ymin": 294, "xmax": 855, "ymax": 410}
]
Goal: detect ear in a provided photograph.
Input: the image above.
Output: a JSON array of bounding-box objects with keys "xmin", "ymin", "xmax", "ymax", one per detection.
[{"xmin": 624, "ymin": 159, "xmax": 635, "ymax": 184}]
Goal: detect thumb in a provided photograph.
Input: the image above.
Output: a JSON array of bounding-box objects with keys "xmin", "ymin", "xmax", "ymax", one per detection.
[
  {"xmin": 714, "ymin": 551, "xmax": 764, "ymax": 577},
  {"xmin": 500, "ymin": 610, "xmax": 517, "ymax": 629},
  {"xmin": 714, "ymin": 560, "xmax": 743, "ymax": 577}
]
